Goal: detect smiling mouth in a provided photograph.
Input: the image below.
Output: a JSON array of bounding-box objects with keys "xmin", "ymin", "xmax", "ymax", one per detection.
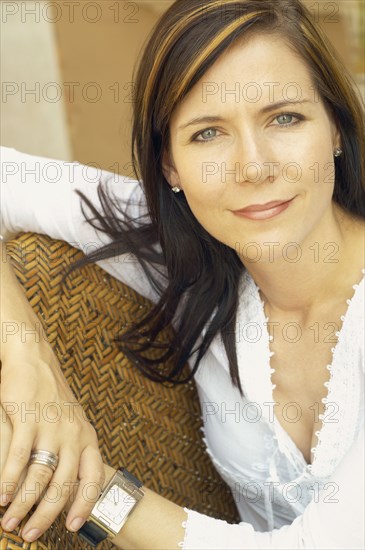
[{"xmin": 231, "ymin": 197, "xmax": 296, "ymax": 220}]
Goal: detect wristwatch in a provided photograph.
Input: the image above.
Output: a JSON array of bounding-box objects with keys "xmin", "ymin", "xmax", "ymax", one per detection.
[{"xmin": 78, "ymin": 467, "xmax": 145, "ymax": 547}]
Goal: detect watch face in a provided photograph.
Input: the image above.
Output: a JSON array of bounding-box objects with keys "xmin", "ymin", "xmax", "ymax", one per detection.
[{"xmin": 97, "ymin": 484, "xmax": 137, "ymax": 528}]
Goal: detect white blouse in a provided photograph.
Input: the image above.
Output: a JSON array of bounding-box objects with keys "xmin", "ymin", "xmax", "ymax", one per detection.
[{"xmin": 1, "ymin": 146, "xmax": 364, "ymax": 549}]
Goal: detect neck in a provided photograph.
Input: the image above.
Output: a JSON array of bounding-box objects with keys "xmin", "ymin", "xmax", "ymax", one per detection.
[{"xmin": 241, "ymin": 204, "xmax": 364, "ymax": 318}]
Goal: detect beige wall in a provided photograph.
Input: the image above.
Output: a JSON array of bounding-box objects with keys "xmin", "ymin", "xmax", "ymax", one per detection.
[
  {"xmin": 53, "ymin": 1, "xmax": 159, "ymax": 173},
  {"xmin": 1, "ymin": 0, "xmax": 364, "ymax": 172},
  {"xmin": 0, "ymin": 1, "xmax": 71, "ymax": 159}
]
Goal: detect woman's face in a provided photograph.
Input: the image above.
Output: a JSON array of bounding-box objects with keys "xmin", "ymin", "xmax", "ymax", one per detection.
[{"xmin": 163, "ymin": 33, "xmax": 341, "ymax": 263}]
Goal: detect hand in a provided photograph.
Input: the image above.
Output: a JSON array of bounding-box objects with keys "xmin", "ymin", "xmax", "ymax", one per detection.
[
  {"xmin": 0, "ymin": 338, "xmax": 105, "ymax": 543},
  {"xmin": 0, "ymin": 403, "xmax": 15, "ymax": 476}
]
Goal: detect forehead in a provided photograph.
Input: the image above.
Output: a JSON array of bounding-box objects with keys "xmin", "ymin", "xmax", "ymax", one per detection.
[{"xmin": 171, "ymin": 33, "xmax": 315, "ymax": 123}]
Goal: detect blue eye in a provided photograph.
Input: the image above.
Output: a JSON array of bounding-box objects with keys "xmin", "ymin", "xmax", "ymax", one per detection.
[
  {"xmin": 191, "ymin": 112, "xmax": 303, "ymax": 144},
  {"xmin": 275, "ymin": 113, "xmax": 303, "ymax": 127},
  {"xmin": 277, "ymin": 114, "xmax": 293, "ymax": 124},
  {"xmin": 196, "ymin": 128, "xmax": 217, "ymax": 141}
]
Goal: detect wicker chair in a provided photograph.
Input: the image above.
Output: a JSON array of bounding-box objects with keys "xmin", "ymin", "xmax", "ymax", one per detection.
[{"xmin": 0, "ymin": 232, "xmax": 240, "ymax": 549}]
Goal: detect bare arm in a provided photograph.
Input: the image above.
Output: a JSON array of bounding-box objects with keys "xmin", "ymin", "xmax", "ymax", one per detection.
[
  {"xmin": 0, "ymin": 400, "xmax": 187, "ymax": 549},
  {"xmin": 0, "ymin": 239, "xmax": 104, "ymax": 537}
]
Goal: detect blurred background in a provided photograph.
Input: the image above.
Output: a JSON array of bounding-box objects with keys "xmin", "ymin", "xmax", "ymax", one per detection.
[{"xmin": 1, "ymin": 0, "xmax": 364, "ymax": 173}]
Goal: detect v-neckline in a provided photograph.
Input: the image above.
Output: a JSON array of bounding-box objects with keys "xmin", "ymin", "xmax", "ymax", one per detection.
[{"xmin": 238, "ymin": 268, "xmax": 365, "ymax": 475}]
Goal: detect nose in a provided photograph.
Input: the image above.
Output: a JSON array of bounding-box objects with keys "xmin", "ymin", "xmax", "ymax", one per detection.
[{"xmin": 233, "ymin": 130, "xmax": 277, "ymax": 185}]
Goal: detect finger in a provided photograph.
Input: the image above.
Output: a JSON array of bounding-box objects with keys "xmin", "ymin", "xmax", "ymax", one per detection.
[
  {"xmin": 66, "ymin": 445, "xmax": 105, "ymax": 532},
  {"xmin": 1, "ymin": 462, "xmax": 54, "ymax": 533},
  {"xmin": 19, "ymin": 446, "xmax": 103, "ymax": 542},
  {"xmin": 0, "ymin": 405, "xmax": 13, "ymax": 470},
  {"xmin": 3, "ymin": 449, "xmax": 77, "ymax": 541},
  {"xmin": 20, "ymin": 452, "xmax": 79, "ymax": 542},
  {"xmin": 0, "ymin": 427, "xmax": 34, "ymax": 507},
  {"xmin": 1, "ymin": 440, "xmax": 60, "ymax": 533}
]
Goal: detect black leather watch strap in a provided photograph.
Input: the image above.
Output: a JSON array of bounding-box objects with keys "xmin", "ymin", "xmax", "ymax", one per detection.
[
  {"xmin": 78, "ymin": 520, "xmax": 108, "ymax": 547},
  {"xmin": 120, "ymin": 467, "xmax": 143, "ymax": 488}
]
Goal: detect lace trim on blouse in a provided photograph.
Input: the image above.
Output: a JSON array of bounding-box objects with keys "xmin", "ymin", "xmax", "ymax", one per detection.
[
  {"xmin": 308, "ymin": 268, "xmax": 365, "ymax": 477},
  {"xmin": 239, "ymin": 267, "xmax": 365, "ymax": 479},
  {"xmin": 177, "ymin": 509, "xmax": 189, "ymax": 548}
]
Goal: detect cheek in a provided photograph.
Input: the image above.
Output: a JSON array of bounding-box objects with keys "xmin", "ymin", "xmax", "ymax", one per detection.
[
  {"xmin": 182, "ymin": 189, "xmax": 224, "ymax": 241},
  {"xmin": 178, "ymin": 160, "xmax": 228, "ymax": 208},
  {"xmin": 300, "ymin": 152, "xmax": 336, "ymax": 198},
  {"xmin": 178, "ymin": 169, "xmax": 231, "ymax": 243},
  {"xmin": 282, "ymin": 131, "xmax": 336, "ymax": 199}
]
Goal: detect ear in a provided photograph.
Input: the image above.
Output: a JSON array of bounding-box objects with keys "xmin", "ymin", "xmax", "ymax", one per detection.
[
  {"xmin": 331, "ymin": 117, "xmax": 342, "ymax": 150},
  {"xmin": 334, "ymin": 129, "xmax": 342, "ymax": 151},
  {"xmin": 162, "ymin": 148, "xmax": 182, "ymax": 190}
]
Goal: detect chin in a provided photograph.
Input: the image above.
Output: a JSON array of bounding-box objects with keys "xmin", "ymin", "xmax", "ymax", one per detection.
[{"xmin": 234, "ymin": 233, "xmax": 305, "ymax": 264}]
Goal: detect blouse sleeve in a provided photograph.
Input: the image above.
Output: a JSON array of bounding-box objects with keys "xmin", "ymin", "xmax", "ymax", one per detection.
[
  {"xmin": 181, "ymin": 428, "xmax": 364, "ymax": 549},
  {"xmin": 0, "ymin": 146, "xmax": 166, "ymax": 304}
]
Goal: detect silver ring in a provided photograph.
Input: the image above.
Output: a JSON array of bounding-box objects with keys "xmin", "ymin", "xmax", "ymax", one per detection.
[{"xmin": 29, "ymin": 450, "xmax": 59, "ymax": 472}]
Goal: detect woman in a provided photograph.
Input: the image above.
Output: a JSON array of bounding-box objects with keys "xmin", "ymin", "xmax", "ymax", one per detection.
[{"xmin": 1, "ymin": 0, "xmax": 364, "ymax": 547}]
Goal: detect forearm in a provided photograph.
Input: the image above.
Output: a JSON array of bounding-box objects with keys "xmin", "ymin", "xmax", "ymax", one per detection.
[
  {"xmin": 2, "ymin": 429, "xmax": 186, "ymax": 550},
  {"xmin": 1, "ymin": 239, "xmax": 187, "ymax": 549},
  {"xmin": 1, "ymin": 238, "xmax": 61, "ymax": 361},
  {"xmin": 101, "ymin": 464, "xmax": 187, "ymax": 550},
  {"xmin": 0, "ymin": 238, "xmax": 80, "ymax": 409},
  {"xmin": 0, "ymin": 239, "xmax": 44, "ymax": 349}
]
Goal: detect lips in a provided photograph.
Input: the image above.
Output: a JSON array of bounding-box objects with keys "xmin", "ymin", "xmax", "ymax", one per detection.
[
  {"xmin": 233, "ymin": 199, "xmax": 293, "ymax": 213},
  {"xmin": 231, "ymin": 197, "xmax": 296, "ymax": 221}
]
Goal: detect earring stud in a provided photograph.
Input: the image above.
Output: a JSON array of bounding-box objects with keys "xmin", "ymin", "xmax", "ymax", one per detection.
[
  {"xmin": 334, "ymin": 147, "xmax": 343, "ymax": 157},
  {"xmin": 171, "ymin": 186, "xmax": 181, "ymax": 193}
]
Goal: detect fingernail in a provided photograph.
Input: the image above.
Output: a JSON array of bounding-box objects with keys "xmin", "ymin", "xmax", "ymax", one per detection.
[
  {"xmin": 4, "ymin": 517, "xmax": 20, "ymax": 531},
  {"xmin": 69, "ymin": 517, "xmax": 85, "ymax": 531},
  {"xmin": 23, "ymin": 528, "xmax": 41, "ymax": 542}
]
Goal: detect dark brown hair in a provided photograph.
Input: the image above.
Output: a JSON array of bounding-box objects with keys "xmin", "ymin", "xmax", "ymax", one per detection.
[{"xmin": 63, "ymin": 0, "xmax": 365, "ymax": 395}]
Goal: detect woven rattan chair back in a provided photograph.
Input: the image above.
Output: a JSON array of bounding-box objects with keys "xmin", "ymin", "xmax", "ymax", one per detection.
[{"xmin": 0, "ymin": 233, "xmax": 239, "ymax": 549}]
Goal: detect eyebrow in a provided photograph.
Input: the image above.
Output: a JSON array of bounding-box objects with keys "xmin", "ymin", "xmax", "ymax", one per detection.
[{"xmin": 177, "ymin": 100, "xmax": 312, "ymax": 131}]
